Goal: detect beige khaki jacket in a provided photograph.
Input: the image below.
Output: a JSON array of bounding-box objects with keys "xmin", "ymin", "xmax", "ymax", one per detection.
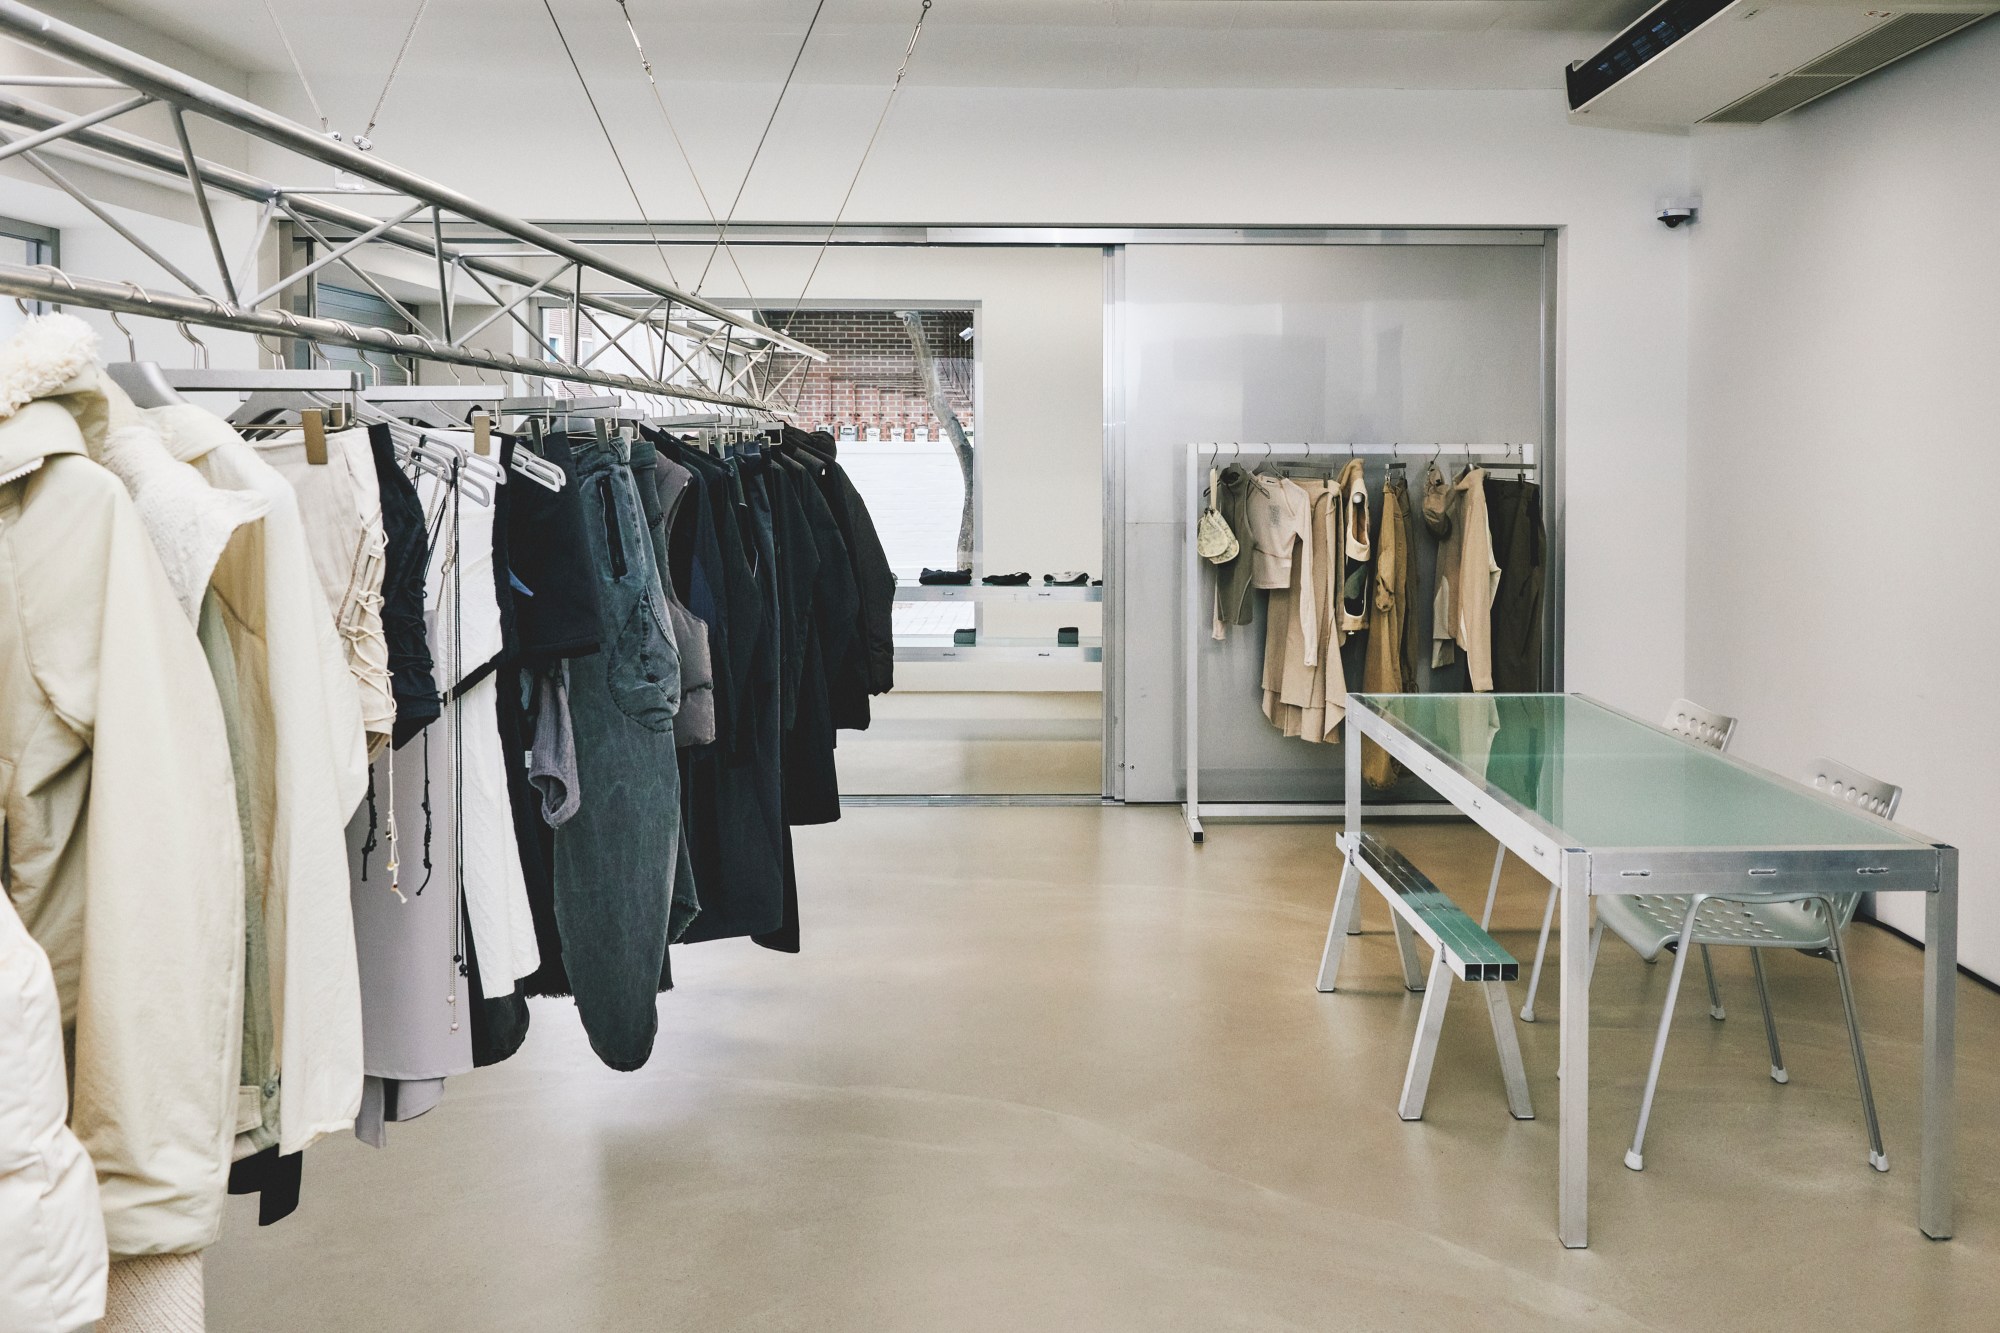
[
  {"xmin": 1432, "ymin": 466, "xmax": 1501, "ymax": 691},
  {"xmin": 0, "ymin": 320, "xmax": 245, "ymax": 1258}
]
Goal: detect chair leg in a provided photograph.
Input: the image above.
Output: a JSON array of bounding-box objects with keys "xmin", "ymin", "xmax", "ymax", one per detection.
[
  {"xmin": 1749, "ymin": 949, "xmax": 1788, "ymax": 1084},
  {"xmin": 1399, "ymin": 953, "xmax": 1453, "ymax": 1121},
  {"xmin": 1520, "ymin": 883, "xmax": 1559, "ymax": 1022},
  {"xmin": 1480, "ymin": 842, "xmax": 1506, "ymax": 929},
  {"xmin": 1628, "ymin": 896, "xmax": 1705, "ymax": 1171},
  {"xmin": 1821, "ymin": 901, "xmax": 1889, "ymax": 1172},
  {"xmin": 1700, "ymin": 944, "xmax": 1726, "ymax": 1020}
]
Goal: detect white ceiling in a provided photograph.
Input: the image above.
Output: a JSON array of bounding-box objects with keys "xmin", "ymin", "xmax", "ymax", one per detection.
[{"xmin": 53, "ymin": 0, "xmax": 1652, "ymax": 92}]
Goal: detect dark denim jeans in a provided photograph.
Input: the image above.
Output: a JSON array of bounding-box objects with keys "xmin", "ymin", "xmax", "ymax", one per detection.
[{"xmin": 552, "ymin": 432, "xmax": 683, "ymax": 1071}]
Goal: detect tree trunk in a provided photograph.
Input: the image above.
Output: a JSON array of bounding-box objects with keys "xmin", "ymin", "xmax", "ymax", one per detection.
[{"xmin": 897, "ymin": 309, "xmax": 974, "ymax": 570}]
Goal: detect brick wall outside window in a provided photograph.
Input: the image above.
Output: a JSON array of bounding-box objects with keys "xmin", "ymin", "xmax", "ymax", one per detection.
[{"xmin": 756, "ymin": 308, "xmax": 975, "ymax": 440}]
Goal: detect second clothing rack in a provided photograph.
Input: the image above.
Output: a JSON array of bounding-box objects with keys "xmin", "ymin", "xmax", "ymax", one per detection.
[{"xmin": 1180, "ymin": 440, "xmax": 1540, "ymax": 842}]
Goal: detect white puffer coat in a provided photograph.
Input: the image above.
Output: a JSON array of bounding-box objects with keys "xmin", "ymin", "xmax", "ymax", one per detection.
[{"xmin": 0, "ymin": 897, "xmax": 107, "ymax": 1333}]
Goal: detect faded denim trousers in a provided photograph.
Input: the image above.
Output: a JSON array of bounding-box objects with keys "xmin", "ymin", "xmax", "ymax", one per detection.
[{"xmin": 552, "ymin": 433, "xmax": 684, "ymax": 1071}]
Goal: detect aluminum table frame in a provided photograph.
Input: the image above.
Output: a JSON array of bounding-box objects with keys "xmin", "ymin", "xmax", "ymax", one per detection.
[{"xmin": 1341, "ymin": 692, "xmax": 1957, "ymax": 1249}]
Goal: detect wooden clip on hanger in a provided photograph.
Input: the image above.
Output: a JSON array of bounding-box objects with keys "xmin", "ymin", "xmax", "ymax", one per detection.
[{"xmin": 302, "ymin": 408, "xmax": 328, "ymax": 465}]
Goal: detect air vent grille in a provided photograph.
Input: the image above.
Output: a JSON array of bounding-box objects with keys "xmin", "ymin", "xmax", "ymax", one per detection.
[
  {"xmin": 1703, "ymin": 74, "xmax": 1844, "ymax": 123},
  {"xmin": 1798, "ymin": 12, "xmax": 1986, "ymax": 77}
]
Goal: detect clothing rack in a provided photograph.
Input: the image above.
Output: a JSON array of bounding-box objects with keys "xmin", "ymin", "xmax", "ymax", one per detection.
[
  {"xmin": 1180, "ymin": 440, "xmax": 1539, "ymax": 843},
  {"xmin": 0, "ymin": 0, "xmax": 825, "ymax": 412}
]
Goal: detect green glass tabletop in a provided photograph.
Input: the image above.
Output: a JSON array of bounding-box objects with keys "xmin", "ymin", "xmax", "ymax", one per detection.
[{"xmin": 1354, "ymin": 694, "xmax": 1932, "ymax": 852}]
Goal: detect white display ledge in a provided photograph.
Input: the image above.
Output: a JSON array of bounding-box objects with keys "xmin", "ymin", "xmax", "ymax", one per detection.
[
  {"xmin": 895, "ymin": 582, "xmax": 1102, "ymax": 603},
  {"xmin": 896, "ymin": 635, "xmax": 1103, "ymax": 663}
]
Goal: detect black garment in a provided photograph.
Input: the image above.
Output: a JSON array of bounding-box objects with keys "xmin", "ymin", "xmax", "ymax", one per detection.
[
  {"xmin": 461, "ymin": 889, "xmax": 528, "ymax": 1066},
  {"xmin": 774, "ymin": 451, "xmax": 851, "ymax": 828},
  {"xmin": 1044, "ymin": 572, "xmax": 1090, "ymax": 587},
  {"xmin": 806, "ymin": 430, "xmax": 896, "ymax": 715},
  {"xmin": 627, "ymin": 435, "xmax": 700, "ymax": 944},
  {"xmin": 1485, "ymin": 476, "xmax": 1546, "ymax": 692},
  {"xmin": 919, "ymin": 566, "xmax": 970, "ymax": 585},
  {"xmin": 366, "ymin": 422, "xmax": 441, "ymax": 747},
  {"xmin": 673, "ymin": 445, "xmax": 761, "ymax": 763},
  {"xmin": 744, "ymin": 466, "xmax": 801, "ymax": 954},
  {"xmin": 227, "ymin": 1148, "xmax": 303, "ymax": 1227},
  {"xmin": 766, "ymin": 457, "xmax": 819, "ymax": 735},
  {"xmin": 675, "ymin": 452, "xmax": 787, "ymax": 945},
  {"xmin": 655, "ymin": 440, "xmax": 735, "ymax": 756},
  {"xmin": 502, "ymin": 431, "xmax": 603, "ymax": 663},
  {"xmin": 501, "ymin": 434, "xmax": 602, "ymax": 1002},
  {"xmin": 981, "ymin": 571, "xmax": 1031, "ymax": 586}
]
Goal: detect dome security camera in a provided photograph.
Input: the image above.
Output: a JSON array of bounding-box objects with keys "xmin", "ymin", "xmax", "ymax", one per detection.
[{"xmin": 1658, "ymin": 206, "xmax": 1698, "ymax": 229}]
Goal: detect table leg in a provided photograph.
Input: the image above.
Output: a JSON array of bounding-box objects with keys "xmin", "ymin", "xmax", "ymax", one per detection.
[
  {"xmin": 1344, "ymin": 734, "xmax": 1367, "ymax": 936},
  {"xmin": 1921, "ymin": 848, "xmax": 1958, "ymax": 1239},
  {"xmin": 1558, "ymin": 849, "xmax": 1591, "ymax": 1248}
]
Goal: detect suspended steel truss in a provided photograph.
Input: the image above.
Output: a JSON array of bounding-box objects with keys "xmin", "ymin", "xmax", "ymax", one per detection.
[{"xmin": 0, "ymin": 0, "xmax": 824, "ymax": 412}]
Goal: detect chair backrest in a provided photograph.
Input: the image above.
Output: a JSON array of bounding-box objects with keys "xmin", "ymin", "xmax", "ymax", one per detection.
[
  {"xmin": 1803, "ymin": 756, "xmax": 1903, "ymax": 930},
  {"xmin": 1663, "ymin": 698, "xmax": 1737, "ymax": 752}
]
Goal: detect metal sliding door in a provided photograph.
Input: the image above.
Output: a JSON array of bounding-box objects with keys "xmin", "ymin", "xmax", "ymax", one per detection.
[{"xmin": 1107, "ymin": 238, "xmax": 1555, "ymax": 805}]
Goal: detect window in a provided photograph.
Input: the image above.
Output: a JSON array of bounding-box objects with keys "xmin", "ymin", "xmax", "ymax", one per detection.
[
  {"xmin": 763, "ymin": 308, "xmax": 977, "ymax": 585},
  {"xmin": 302, "ymin": 284, "xmax": 414, "ymax": 385},
  {"xmin": 537, "ymin": 302, "xmax": 980, "ymax": 602},
  {"xmin": 0, "ymin": 216, "xmax": 58, "ymax": 341}
]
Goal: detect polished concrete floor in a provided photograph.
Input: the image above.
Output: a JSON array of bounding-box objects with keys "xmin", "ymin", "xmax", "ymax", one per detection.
[
  {"xmin": 839, "ymin": 692, "xmax": 1103, "ymax": 795},
  {"xmin": 209, "ymin": 808, "xmax": 2000, "ymax": 1331}
]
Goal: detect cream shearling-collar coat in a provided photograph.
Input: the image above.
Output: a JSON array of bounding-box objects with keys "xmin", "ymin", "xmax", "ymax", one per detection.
[
  {"xmin": 127, "ymin": 391, "xmax": 369, "ymax": 1160},
  {"xmin": 0, "ymin": 316, "xmax": 245, "ymax": 1259}
]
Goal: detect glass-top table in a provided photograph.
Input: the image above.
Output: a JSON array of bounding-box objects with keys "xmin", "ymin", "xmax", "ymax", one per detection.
[{"xmin": 1335, "ymin": 693, "xmax": 1956, "ymax": 1248}]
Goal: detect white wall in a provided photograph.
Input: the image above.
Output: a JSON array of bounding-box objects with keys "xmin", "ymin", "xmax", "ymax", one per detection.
[
  {"xmin": 1686, "ymin": 22, "xmax": 2000, "ymax": 979},
  {"xmin": 0, "ymin": 173, "xmax": 258, "ymax": 368},
  {"xmin": 243, "ymin": 77, "xmax": 1698, "ymax": 722},
  {"xmin": 0, "ymin": 7, "xmax": 262, "ymax": 368}
]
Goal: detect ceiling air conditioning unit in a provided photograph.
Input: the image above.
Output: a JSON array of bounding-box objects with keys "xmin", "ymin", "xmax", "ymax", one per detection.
[{"xmin": 1567, "ymin": 0, "xmax": 1997, "ymax": 128}]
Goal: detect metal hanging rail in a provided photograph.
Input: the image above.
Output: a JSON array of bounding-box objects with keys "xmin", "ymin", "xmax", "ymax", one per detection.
[
  {"xmin": 0, "ymin": 262, "xmax": 764, "ymax": 407},
  {"xmin": 0, "ymin": 0, "xmax": 826, "ymax": 409}
]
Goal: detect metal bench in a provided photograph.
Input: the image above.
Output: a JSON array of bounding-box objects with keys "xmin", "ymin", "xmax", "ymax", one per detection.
[{"xmin": 1316, "ymin": 832, "xmax": 1534, "ymax": 1122}]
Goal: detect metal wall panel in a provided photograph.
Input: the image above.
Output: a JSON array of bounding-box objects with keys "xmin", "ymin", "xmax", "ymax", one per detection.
[{"xmin": 1111, "ymin": 243, "xmax": 1551, "ymax": 804}]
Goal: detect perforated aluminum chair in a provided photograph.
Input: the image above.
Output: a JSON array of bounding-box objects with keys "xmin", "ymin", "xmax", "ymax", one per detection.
[
  {"xmin": 1600, "ymin": 757, "xmax": 1899, "ymax": 1173},
  {"xmin": 1512, "ymin": 699, "xmax": 1739, "ymax": 1024}
]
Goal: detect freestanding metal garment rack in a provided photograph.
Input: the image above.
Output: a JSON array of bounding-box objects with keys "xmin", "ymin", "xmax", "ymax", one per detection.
[
  {"xmin": 0, "ymin": 0, "xmax": 824, "ymax": 410},
  {"xmin": 1180, "ymin": 440, "xmax": 1538, "ymax": 842}
]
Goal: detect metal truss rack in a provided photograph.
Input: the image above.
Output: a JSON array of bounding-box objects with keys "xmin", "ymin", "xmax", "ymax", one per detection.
[{"xmin": 0, "ymin": 0, "xmax": 825, "ymax": 410}]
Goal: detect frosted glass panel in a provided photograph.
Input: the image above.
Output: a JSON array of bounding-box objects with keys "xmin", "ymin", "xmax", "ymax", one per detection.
[{"xmin": 1115, "ymin": 244, "xmax": 1547, "ymax": 803}]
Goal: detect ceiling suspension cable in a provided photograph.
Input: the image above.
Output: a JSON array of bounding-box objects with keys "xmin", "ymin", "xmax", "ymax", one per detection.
[
  {"xmin": 611, "ymin": 0, "xmax": 756, "ymax": 300},
  {"xmin": 690, "ymin": 0, "xmax": 828, "ymax": 295},
  {"xmin": 784, "ymin": 0, "xmax": 933, "ymax": 331},
  {"xmin": 358, "ymin": 0, "xmax": 433, "ymax": 149},
  {"xmin": 257, "ymin": 0, "xmax": 328, "ymax": 132},
  {"xmin": 539, "ymin": 0, "xmax": 682, "ymax": 289}
]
